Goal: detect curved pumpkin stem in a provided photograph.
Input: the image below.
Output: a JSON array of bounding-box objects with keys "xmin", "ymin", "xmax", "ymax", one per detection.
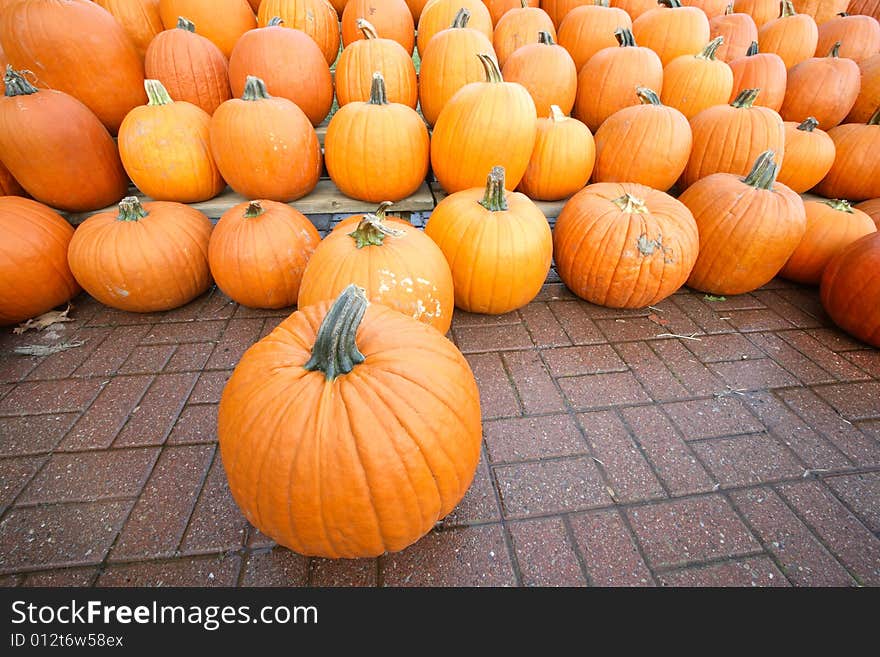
[
  {"xmin": 697, "ymin": 37, "xmax": 724, "ymax": 60},
  {"xmin": 477, "ymin": 53, "xmax": 503, "ymax": 83},
  {"xmin": 356, "ymin": 18, "xmax": 379, "ymax": 39},
  {"xmin": 520, "ymin": 0, "xmax": 527, "ymax": 7},
  {"xmin": 369, "ymin": 72, "xmax": 389, "ymax": 105},
  {"xmin": 243, "ymin": 76, "xmax": 271, "ymax": 100},
  {"xmin": 636, "ymin": 87, "xmax": 662, "ymax": 105},
  {"xmin": 176, "ymin": 16, "xmax": 196, "ymax": 32},
  {"xmin": 869, "ymin": 106, "xmax": 880, "ymax": 125},
  {"xmin": 725, "ymin": 4, "xmax": 733, "ymax": 15},
  {"xmin": 827, "ymin": 41, "xmax": 841, "ymax": 58},
  {"xmin": 612, "ymin": 193, "xmax": 649, "ymax": 214},
  {"xmin": 244, "ymin": 201, "xmax": 265, "ymax": 218},
  {"xmin": 144, "ymin": 79, "xmax": 173, "ymax": 106},
  {"xmin": 480, "ymin": 167, "xmax": 509, "ymax": 212},
  {"xmin": 821, "ymin": 199, "xmax": 854, "ymax": 213},
  {"xmin": 657, "ymin": 0, "xmax": 682, "ymax": 7},
  {"xmin": 746, "ymin": 41, "xmax": 759, "ymax": 56},
  {"xmin": 743, "ymin": 151, "xmax": 780, "ymax": 190},
  {"xmin": 797, "ymin": 117, "xmax": 819, "ymax": 132},
  {"xmin": 268, "ymin": 16, "xmax": 284, "ymax": 27},
  {"xmin": 614, "ymin": 28, "xmax": 637, "ymax": 48},
  {"xmin": 731, "ymin": 88, "xmax": 760, "ymax": 108},
  {"xmin": 549, "ymin": 104, "xmax": 567, "ymax": 121},
  {"xmin": 538, "ymin": 31, "xmax": 555, "ymax": 46},
  {"xmin": 304, "ymin": 285, "xmax": 368, "ymax": 381},
  {"xmin": 451, "ymin": 7, "xmax": 471, "ymax": 28},
  {"xmin": 779, "ymin": 0, "xmax": 796, "ymax": 18},
  {"xmin": 348, "ymin": 202, "xmax": 404, "ymax": 248},
  {"xmin": 117, "ymin": 196, "xmax": 149, "ymax": 222},
  {"xmin": 4, "ymin": 66, "xmax": 38, "ymax": 97}
]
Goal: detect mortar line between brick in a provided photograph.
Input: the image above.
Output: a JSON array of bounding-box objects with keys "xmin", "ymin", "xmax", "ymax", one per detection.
[
  {"xmin": 613, "ymin": 406, "xmax": 673, "ymax": 499},
  {"xmin": 821, "ymin": 474, "xmax": 880, "ymax": 539},
  {"xmin": 172, "ymin": 444, "xmax": 220, "ymax": 556},
  {"xmin": 109, "ymin": 372, "xmax": 198, "ymax": 449},
  {"xmin": 482, "ymin": 442, "xmax": 525, "ymax": 588},
  {"xmin": 754, "ymin": 328, "xmax": 867, "ymax": 383},
  {"xmin": 559, "ymin": 514, "xmax": 594, "ymax": 587},
  {"xmin": 650, "ymin": 549, "xmax": 777, "ymax": 577}
]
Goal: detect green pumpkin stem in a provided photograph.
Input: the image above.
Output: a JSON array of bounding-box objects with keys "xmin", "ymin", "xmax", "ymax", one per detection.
[
  {"xmin": 244, "ymin": 201, "xmax": 265, "ymax": 218},
  {"xmin": 731, "ymin": 88, "xmax": 761, "ymax": 108},
  {"xmin": 176, "ymin": 16, "xmax": 195, "ymax": 32},
  {"xmin": 828, "ymin": 41, "xmax": 841, "ymax": 58},
  {"xmin": 4, "ymin": 66, "xmax": 38, "ymax": 97},
  {"xmin": 657, "ymin": 0, "xmax": 682, "ymax": 7},
  {"xmin": 117, "ymin": 196, "xmax": 149, "ymax": 222},
  {"xmin": 746, "ymin": 41, "xmax": 759, "ymax": 56},
  {"xmin": 725, "ymin": 3, "xmax": 733, "ymax": 14},
  {"xmin": 369, "ymin": 72, "xmax": 388, "ymax": 105},
  {"xmin": 797, "ymin": 117, "xmax": 819, "ymax": 132},
  {"xmin": 477, "ymin": 53, "xmax": 503, "ymax": 83},
  {"xmin": 594, "ymin": 0, "xmax": 610, "ymax": 6},
  {"xmin": 356, "ymin": 18, "xmax": 379, "ymax": 39},
  {"xmin": 612, "ymin": 193, "xmax": 649, "ymax": 214},
  {"xmin": 614, "ymin": 28, "xmax": 637, "ymax": 48},
  {"xmin": 698, "ymin": 36, "xmax": 724, "ymax": 60},
  {"xmin": 303, "ymin": 285, "xmax": 368, "ymax": 380},
  {"xmin": 268, "ymin": 16, "xmax": 284, "ymax": 26},
  {"xmin": 779, "ymin": 0, "xmax": 796, "ymax": 18},
  {"xmin": 451, "ymin": 7, "xmax": 471, "ymax": 28},
  {"xmin": 636, "ymin": 87, "xmax": 662, "ymax": 105},
  {"xmin": 480, "ymin": 167, "xmax": 509, "ymax": 212},
  {"xmin": 538, "ymin": 31, "xmax": 555, "ymax": 46},
  {"xmin": 144, "ymin": 79, "xmax": 173, "ymax": 106},
  {"xmin": 348, "ymin": 202, "xmax": 404, "ymax": 248},
  {"xmin": 243, "ymin": 76, "xmax": 271, "ymax": 100},
  {"xmin": 743, "ymin": 151, "xmax": 780, "ymax": 190},
  {"xmin": 821, "ymin": 199, "xmax": 854, "ymax": 213},
  {"xmin": 549, "ymin": 104, "xmax": 567, "ymax": 121},
  {"xmin": 869, "ymin": 106, "xmax": 880, "ymax": 125}
]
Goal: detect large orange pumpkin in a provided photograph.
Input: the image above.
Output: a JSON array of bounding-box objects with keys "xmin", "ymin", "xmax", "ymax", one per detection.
[
  {"xmin": 485, "ymin": 0, "xmax": 539, "ymax": 25},
  {"xmin": 68, "ymin": 197, "xmax": 214, "ymax": 313},
  {"xmin": 661, "ymin": 36, "xmax": 734, "ymax": 120},
  {"xmin": 815, "ymin": 107, "xmax": 880, "ymax": 201},
  {"xmin": 218, "ymin": 284, "xmax": 482, "ymax": 558},
  {"xmin": 300, "ymin": 205, "xmax": 455, "ymax": 333},
  {"xmin": 780, "ymin": 42, "xmax": 861, "ymax": 128},
  {"xmin": 208, "ymin": 200, "xmax": 321, "ymax": 309},
  {"xmin": 757, "ymin": 0, "xmax": 819, "ymax": 70},
  {"xmin": 710, "ymin": 5, "xmax": 758, "ymax": 63},
  {"xmin": 820, "ymin": 231, "xmax": 880, "ymax": 347},
  {"xmin": 557, "ymin": 1, "xmax": 633, "ymax": 72},
  {"xmin": 0, "ymin": 68, "xmax": 128, "ymax": 212},
  {"xmin": 94, "ymin": 0, "xmax": 164, "ymax": 60},
  {"xmin": 680, "ymin": 150, "xmax": 806, "ymax": 295},
  {"xmin": 631, "ymin": 0, "xmax": 711, "ymax": 67},
  {"xmin": 776, "ymin": 117, "xmax": 836, "ymax": 193},
  {"xmin": 0, "ymin": 0, "xmax": 147, "ymax": 134},
  {"xmin": 780, "ymin": 199, "xmax": 876, "ymax": 285},
  {"xmin": 846, "ymin": 53, "xmax": 880, "ymax": 123},
  {"xmin": 342, "ymin": 0, "xmax": 415, "ymax": 54},
  {"xmin": 501, "ymin": 30, "xmax": 577, "ymax": 116},
  {"xmin": 793, "ymin": 0, "xmax": 850, "ymax": 24},
  {"xmin": 417, "ymin": 0, "xmax": 493, "ymax": 55},
  {"xmin": 733, "ymin": 0, "xmax": 782, "ymax": 27},
  {"xmin": 257, "ymin": 0, "xmax": 341, "ymax": 65},
  {"xmin": 815, "ymin": 12, "xmax": 880, "ymax": 63},
  {"xmin": 426, "ymin": 166, "xmax": 552, "ymax": 313},
  {"xmin": 210, "ymin": 76, "xmax": 322, "ymax": 201},
  {"xmin": 159, "ymin": 0, "xmax": 257, "ymax": 58},
  {"xmin": 492, "ymin": 0, "xmax": 555, "ymax": 67},
  {"xmin": 856, "ymin": 198, "xmax": 880, "ymax": 228},
  {"xmin": 0, "ymin": 197, "xmax": 80, "ymax": 326}
]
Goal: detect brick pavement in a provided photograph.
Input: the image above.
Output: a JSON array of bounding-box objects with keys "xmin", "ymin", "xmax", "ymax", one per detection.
[{"xmin": 1, "ymin": 274, "xmax": 879, "ymax": 587}]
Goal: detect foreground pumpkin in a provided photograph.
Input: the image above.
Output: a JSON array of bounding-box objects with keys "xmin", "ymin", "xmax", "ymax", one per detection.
[
  {"xmin": 0, "ymin": 197, "xmax": 80, "ymax": 326},
  {"xmin": 493, "ymin": 0, "xmax": 556, "ymax": 68},
  {"xmin": 426, "ymin": 166, "xmax": 551, "ymax": 313},
  {"xmin": 557, "ymin": 1, "xmax": 633, "ymax": 72},
  {"xmin": 554, "ymin": 182, "xmax": 699, "ymax": 308},
  {"xmin": 159, "ymin": 0, "xmax": 257, "ymax": 58},
  {"xmin": 299, "ymin": 203, "xmax": 455, "ymax": 333},
  {"xmin": 631, "ymin": 0, "xmax": 711, "ymax": 67},
  {"xmin": 256, "ymin": 0, "xmax": 341, "ymax": 65},
  {"xmin": 501, "ymin": 31, "xmax": 577, "ymax": 117},
  {"xmin": 820, "ymin": 231, "xmax": 880, "ymax": 347},
  {"xmin": 814, "ymin": 107, "xmax": 880, "ymax": 201},
  {"xmin": 776, "ymin": 117, "xmax": 835, "ymax": 193},
  {"xmin": 728, "ymin": 41, "xmax": 787, "ymax": 111},
  {"xmin": 780, "ymin": 42, "xmax": 861, "ymax": 128},
  {"xmin": 680, "ymin": 150, "xmax": 806, "ymax": 295},
  {"xmin": 661, "ymin": 36, "xmax": 734, "ymax": 120},
  {"xmin": 218, "ymin": 284, "xmax": 482, "ymax": 558},
  {"xmin": 342, "ymin": 0, "xmax": 415, "ymax": 54},
  {"xmin": 709, "ymin": 5, "xmax": 758, "ymax": 63},
  {"xmin": 68, "ymin": 197, "xmax": 213, "ymax": 312},
  {"xmin": 756, "ymin": 0, "xmax": 819, "ymax": 70},
  {"xmin": 208, "ymin": 200, "xmax": 321, "ymax": 309}
]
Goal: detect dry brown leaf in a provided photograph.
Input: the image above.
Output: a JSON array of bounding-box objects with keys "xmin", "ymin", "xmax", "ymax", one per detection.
[{"xmin": 13, "ymin": 305, "xmax": 74, "ymax": 334}]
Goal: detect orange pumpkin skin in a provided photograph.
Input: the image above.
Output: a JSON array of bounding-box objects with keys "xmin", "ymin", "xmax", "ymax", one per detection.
[
  {"xmin": 757, "ymin": 1, "xmax": 819, "ymax": 70},
  {"xmin": 518, "ymin": 105, "xmax": 596, "ymax": 200},
  {"xmin": 680, "ymin": 151, "xmax": 806, "ymax": 295},
  {"xmin": 247, "ymin": 0, "xmax": 263, "ymax": 9},
  {"xmin": 0, "ymin": 197, "xmax": 80, "ymax": 326},
  {"xmin": 493, "ymin": 4, "xmax": 555, "ymax": 68},
  {"xmin": 0, "ymin": 163, "xmax": 24, "ymax": 197},
  {"xmin": 405, "ymin": 0, "xmax": 430, "ymax": 20},
  {"xmin": 418, "ymin": 0, "xmax": 493, "ymax": 55},
  {"xmin": 554, "ymin": 182, "xmax": 699, "ymax": 308},
  {"xmin": 228, "ymin": 20, "xmax": 334, "ymax": 126},
  {"xmin": 793, "ymin": 0, "xmax": 850, "ymax": 25},
  {"xmin": 210, "ymin": 77, "xmax": 322, "ymax": 201},
  {"xmin": 557, "ymin": 3, "xmax": 633, "ymax": 72},
  {"xmin": 820, "ymin": 231, "xmax": 880, "ymax": 347},
  {"xmin": 728, "ymin": 43, "xmax": 787, "ymax": 110},
  {"xmin": 342, "ymin": 0, "xmax": 415, "ymax": 54},
  {"xmin": 0, "ymin": 41, "xmax": 7, "ymax": 95},
  {"xmin": 780, "ymin": 199, "xmax": 877, "ymax": 284},
  {"xmin": 94, "ymin": 0, "xmax": 164, "ymax": 60},
  {"xmin": 0, "ymin": 0, "xmax": 147, "ymax": 134},
  {"xmin": 573, "ymin": 28, "xmax": 664, "ymax": 132},
  {"xmin": 502, "ymin": 31, "xmax": 577, "ymax": 116},
  {"xmin": 846, "ymin": 54, "xmax": 880, "ymax": 123},
  {"xmin": 856, "ymin": 198, "xmax": 880, "ymax": 228},
  {"xmin": 682, "ymin": 88, "xmax": 785, "ymax": 188},
  {"xmin": 610, "ymin": 0, "xmax": 657, "ymax": 20},
  {"xmin": 815, "ymin": 109, "xmax": 880, "ymax": 201},
  {"xmin": 144, "ymin": 17, "xmax": 232, "ymax": 116},
  {"xmin": 710, "ymin": 6, "xmax": 758, "ymax": 63},
  {"xmin": 485, "ymin": 0, "xmax": 539, "ymax": 25},
  {"xmin": 733, "ymin": 0, "xmax": 782, "ymax": 27},
  {"xmin": 816, "ymin": 13, "xmax": 880, "ymax": 63},
  {"xmin": 776, "ymin": 118, "xmax": 835, "ymax": 193},
  {"xmin": 0, "ymin": 70, "xmax": 128, "ymax": 213},
  {"xmin": 208, "ymin": 200, "xmax": 321, "ymax": 309},
  {"xmin": 661, "ymin": 37, "xmax": 734, "ymax": 120},
  {"xmin": 119, "ymin": 80, "xmax": 225, "ymax": 203},
  {"xmin": 257, "ymin": 0, "xmax": 341, "ymax": 66},
  {"xmin": 631, "ymin": 0, "xmax": 711, "ymax": 67},
  {"xmin": 847, "ymin": 0, "xmax": 880, "ymax": 20},
  {"xmin": 325, "ymin": 74, "xmax": 429, "ymax": 202},
  {"xmin": 780, "ymin": 44, "xmax": 861, "ymax": 128},
  {"xmin": 431, "ymin": 55, "xmax": 538, "ymax": 193},
  {"xmin": 680, "ymin": 0, "xmax": 728, "ymax": 18},
  {"xmin": 335, "ymin": 20, "xmax": 418, "ymax": 107},
  {"xmin": 218, "ymin": 285, "xmax": 482, "ymax": 558},
  {"xmin": 68, "ymin": 197, "xmax": 213, "ymax": 313},
  {"xmin": 593, "ymin": 87, "xmax": 692, "ymax": 190},
  {"xmin": 159, "ymin": 0, "xmax": 257, "ymax": 58},
  {"xmin": 426, "ymin": 167, "xmax": 552, "ymax": 313}
]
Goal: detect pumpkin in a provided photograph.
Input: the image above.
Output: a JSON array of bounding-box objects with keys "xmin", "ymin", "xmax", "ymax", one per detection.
[
  {"xmin": 846, "ymin": 53, "xmax": 880, "ymax": 123},
  {"xmin": 118, "ymin": 80, "xmax": 225, "ymax": 203},
  {"xmin": 573, "ymin": 28, "xmax": 664, "ymax": 132},
  {"xmin": 728, "ymin": 41, "xmax": 787, "ymax": 110},
  {"xmin": 593, "ymin": 87, "xmax": 692, "ymax": 190},
  {"xmin": 793, "ymin": 0, "xmax": 850, "ymax": 24},
  {"xmin": 431, "ymin": 54, "xmax": 537, "ymax": 193},
  {"xmin": 631, "ymin": 0, "xmax": 711, "ymax": 67},
  {"xmin": 780, "ymin": 42, "xmax": 861, "ymax": 128},
  {"xmin": 847, "ymin": 0, "xmax": 880, "ymax": 20},
  {"xmin": 405, "ymin": 0, "xmax": 430, "ymax": 20},
  {"xmin": 557, "ymin": 1, "xmax": 633, "ymax": 72},
  {"xmin": 856, "ymin": 198, "xmax": 880, "ymax": 227},
  {"xmin": 210, "ymin": 76, "xmax": 322, "ymax": 201},
  {"xmin": 247, "ymin": 0, "xmax": 263, "ymax": 9},
  {"xmin": 335, "ymin": 19, "xmax": 418, "ymax": 107},
  {"xmin": 820, "ymin": 231, "xmax": 880, "ymax": 347},
  {"xmin": 680, "ymin": 0, "xmax": 729, "ymax": 18},
  {"xmin": 0, "ymin": 163, "xmax": 23, "ymax": 198},
  {"xmin": 780, "ymin": 199, "xmax": 876, "ymax": 284},
  {"xmin": 326, "ymin": 73, "xmax": 429, "ymax": 202},
  {"xmin": 680, "ymin": 150, "xmax": 806, "ymax": 295},
  {"xmin": 228, "ymin": 17, "xmax": 334, "ymax": 126},
  {"xmin": 492, "ymin": 1, "xmax": 556, "ymax": 68},
  {"xmin": 419, "ymin": 9, "xmax": 497, "ymax": 126},
  {"xmin": 661, "ymin": 36, "xmax": 734, "ymax": 120},
  {"xmin": 218, "ymin": 284, "xmax": 482, "ymax": 558},
  {"xmin": 257, "ymin": 0, "xmax": 341, "ymax": 65},
  {"xmin": 67, "ymin": 196, "xmax": 213, "ymax": 312},
  {"xmin": 0, "ymin": 0, "xmax": 147, "ymax": 134},
  {"xmin": 417, "ymin": 0, "xmax": 493, "ymax": 55},
  {"xmin": 342, "ymin": 0, "xmax": 415, "ymax": 54},
  {"xmin": 518, "ymin": 105, "xmax": 596, "ymax": 200},
  {"xmin": 144, "ymin": 17, "xmax": 232, "ymax": 116},
  {"xmin": 542, "ymin": 0, "xmax": 605, "ymax": 29},
  {"xmin": 0, "ymin": 41, "xmax": 7, "ymax": 95},
  {"xmin": 299, "ymin": 204, "xmax": 455, "ymax": 332},
  {"xmin": 0, "ymin": 197, "xmax": 80, "ymax": 326},
  {"xmin": 816, "ymin": 12, "xmax": 880, "ymax": 63},
  {"xmin": 554, "ymin": 182, "xmax": 699, "ymax": 308},
  {"xmin": 710, "ymin": 4, "xmax": 759, "ymax": 63},
  {"xmin": 484, "ymin": 0, "xmax": 539, "ymax": 25},
  {"xmin": 93, "ymin": 0, "xmax": 164, "ymax": 60},
  {"xmin": 502, "ymin": 31, "xmax": 577, "ymax": 116},
  {"xmin": 425, "ymin": 166, "xmax": 552, "ymax": 313},
  {"xmin": 208, "ymin": 200, "xmax": 321, "ymax": 309},
  {"xmin": 159, "ymin": 0, "xmax": 257, "ymax": 58},
  {"xmin": 776, "ymin": 117, "xmax": 836, "ymax": 193},
  {"xmin": 0, "ymin": 68, "xmax": 127, "ymax": 212},
  {"xmin": 757, "ymin": 0, "xmax": 819, "ymax": 70},
  {"xmin": 815, "ymin": 107, "xmax": 880, "ymax": 200},
  {"xmin": 610, "ymin": 0, "xmax": 658, "ymax": 20},
  {"xmin": 732, "ymin": 0, "xmax": 782, "ymax": 27}
]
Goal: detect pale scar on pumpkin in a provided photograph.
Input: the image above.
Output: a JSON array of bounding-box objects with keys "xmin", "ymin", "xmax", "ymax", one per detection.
[
  {"xmin": 376, "ymin": 270, "xmax": 441, "ymax": 321},
  {"xmin": 636, "ymin": 233, "xmax": 676, "ymax": 264}
]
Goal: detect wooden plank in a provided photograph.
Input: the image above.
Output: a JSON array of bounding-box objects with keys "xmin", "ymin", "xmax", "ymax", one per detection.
[{"xmin": 429, "ymin": 182, "xmax": 570, "ymax": 218}]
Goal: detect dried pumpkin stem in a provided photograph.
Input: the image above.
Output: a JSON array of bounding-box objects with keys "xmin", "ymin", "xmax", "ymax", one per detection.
[
  {"xmin": 821, "ymin": 199, "xmax": 854, "ymax": 213},
  {"xmin": 594, "ymin": 0, "xmax": 610, "ymax": 7},
  {"xmin": 725, "ymin": 3, "xmax": 733, "ymax": 15},
  {"xmin": 697, "ymin": 36, "xmax": 724, "ymax": 60},
  {"xmin": 369, "ymin": 72, "xmax": 388, "ymax": 105},
  {"xmin": 480, "ymin": 167, "xmax": 509, "ymax": 212},
  {"xmin": 357, "ymin": 18, "xmax": 379, "ymax": 39},
  {"xmin": 612, "ymin": 193, "xmax": 649, "ymax": 214},
  {"xmin": 731, "ymin": 88, "xmax": 760, "ymax": 108},
  {"xmin": 636, "ymin": 87, "xmax": 662, "ymax": 105},
  {"xmin": 477, "ymin": 53, "xmax": 503, "ymax": 83},
  {"xmin": 827, "ymin": 41, "xmax": 841, "ymax": 58},
  {"xmin": 538, "ymin": 31, "xmax": 555, "ymax": 46},
  {"xmin": 743, "ymin": 151, "xmax": 779, "ymax": 190},
  {"xmin": 451, "ymin": 7, "xmax": 471, "ymax": 28},
  {"xmin": 4, "ymin": 66, "xmax": 38, "ymax": 97},
  {"xmin": 144, "ymin": 79, "xmax": 173, "ymax": 106},
  {"xmin": 176, "ymin": 16, "xmax": 196, "ymax": 31},
  {"xmin": 869, "ymin": 106, "xmax": 880, "ymax": 125},
  {"xmin": 614, "ymin": 28, "xmax": 637, "ymax": 48},
  {"xmin": 243, "ymin": 76, "xmax": 271, "ymax": 100},
  {"xmin": 348, "ymin": 202, "xmax": 404, "ymax": 248},
  {"xmin": 797, "ymin": 117, "xmax": 819, "ymax": 132},
  {"xmin": 244, "ymin": 201, "xmax": 265, "ymax": 218},
  {"xmin": 658, "ymin": 0, "xmax": 682, "ymax": 7},
  {"xmin": 304, "ymin": 285, "xmax": 368, "ymax": 380},
  {"xmin": 746, "ymin": 41, "xmax": 759, "ymax": 56},
  {"xmin": 779, "ymin": 0, "xmax": 796, "ymax": 18},
  {"xmin": 268, "ymin": 16, "xmax": 284, "ymax": 26},
  {"xmin": 117, "ymin": 196, "xmax": 149, "ymax": 222},
  {"xmin": 549, "ymin": 104, "xmax": 566, "ymax": 121}
]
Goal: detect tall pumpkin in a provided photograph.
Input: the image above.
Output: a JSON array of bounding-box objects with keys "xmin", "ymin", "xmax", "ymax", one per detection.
[
  {"xmin": 710, "ymin": 4, "xmax": 758, "ymax": 63},
  {"xmin": 631, "ymin": 0, "xmax": 711, "ymax": 67},
  {"xmin": 732, "ymin": 0, "xmax": 783, "ymax": 27},
  {"xmin": 417, "ymin": 0, "xmax": 493, "ymax": 55},
  {"xmin": 492, "ymin": 0, "xmax": 556, "ymax": 67},
  {"xmin": 300, "ymin": 205, "xmax": 454, "ymax": 332},
  {"xmin": 680, "ymin": 151, "xmax": 806, "ymax": 295},
  {"xmin": 554, "ymin": 182, "xmax": 699, "ymax": 308},
  {"xmin": 68, "ymin": 197, "xmax": 214, "ymax": 313},
  {"xmin": 256, "ymin": 0, "xmax": 341, "ymax": 65},
  {"xmin": 820, "ymin": 231, "xmax": 880, "ymax": 347},
  {"xmin": 209, "ymin": 76, "xmax": 322, "ymax": 201},
  {"xmin": 218, "ymin": 284, "xmax": 482, "ymax": 558},
  {"xmin": 94, "ymin": 0, "xmax": 164, "ymax": 60},
  {"xmin": 430, "ymin": 54, "xmax": 538, "ymax": 193},
  {"xmin": 208, "ymin": 200, "xmax": 321, "ymax": 309},
  {"xmin": 342, "ymin": 0, "xmax": 415, "ymax": 54},
  {"xmin": 728, "ymin": 41, "xmax": 787, "ymax": 110},
  {"xmin": 661, "ymin": 37, "xmax": 734, "ymax": 120},
  {"xmin": 780, "ymin": 43, "xmax": 861, "ymax": 128},
  {"xmin": 501, "ymin": 31, "xmax": 577, "ymax": 116},
  {"xmin": 815, "ymin": 12, "xmax": 880, "ymax": 63},
  {"xmin": 794, "ymin": 0, "xmax": 851, "ymax": 25},
  {"xmin": 757, "ymin": 0, "xmax": 819, "ymax": 70},
  {"xmin": 0, "ymin": 0, "xmax": 146, "ymax": 134},
  {"xmin": 557, "ymin": 1, "xmax": 634, "ymax": 72},
  {"xmin": 815, "ymin": 107, "xmax": 880, "ymax": 201},
  {"xmin": 425, "ymin": 166, "xmax": 552, "ymax": 313},
  {"xmin": 159, "ymin": 0, "xmax": 257, "ymax": 58},
  {"xmin": 0, "ymin": 68, "xmax": 128, "ymax": 212},
  {"xmin": 846, "ymin": 53, "xmax": 880, "ymax": 123},
  {"xmin": 0, "ymin": 197, "xmax": 80, "ymax": 326}
]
